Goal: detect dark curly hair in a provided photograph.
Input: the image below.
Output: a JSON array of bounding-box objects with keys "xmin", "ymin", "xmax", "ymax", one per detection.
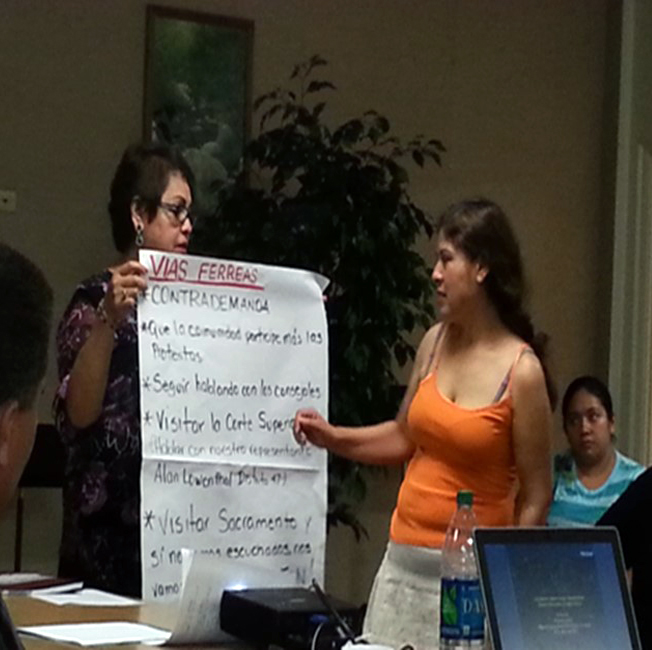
[
  {"xmin": 108, "ymin": 142, "xmax": 195, "ymax": 253},
  {"xmin": 437, "ymin": 198, "xmax": 556, "ymax": 409}
]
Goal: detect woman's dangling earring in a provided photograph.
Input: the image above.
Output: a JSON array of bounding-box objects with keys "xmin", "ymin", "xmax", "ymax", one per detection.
[{"xmin": 135, "ymin": 224, "xmax": 144, "ymax": 248}]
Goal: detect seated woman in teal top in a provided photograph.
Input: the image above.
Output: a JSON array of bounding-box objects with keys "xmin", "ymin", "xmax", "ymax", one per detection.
[{"xmin": 548, "ymin": 375, "xmax": 644, "ymax": 527}]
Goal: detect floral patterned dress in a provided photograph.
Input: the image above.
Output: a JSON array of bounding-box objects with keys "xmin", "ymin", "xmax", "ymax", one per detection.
[{"xmin": 54, "ymin": 271, "xmax": 142, "ymax": 598}]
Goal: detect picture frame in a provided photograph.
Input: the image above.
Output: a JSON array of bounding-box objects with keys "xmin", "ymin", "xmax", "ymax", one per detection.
[{"xmin": 144, "ymin": 5, "xmax": 253, "ymax": 215}]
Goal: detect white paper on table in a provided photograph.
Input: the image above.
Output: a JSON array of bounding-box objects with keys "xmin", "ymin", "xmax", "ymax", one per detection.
[
  {"xmin": 166, "ymin": 550, "xmax": 286, "ymax": 644},
  {"xmin": 0, "ymin": 573, "xmax": 48, "ymax": 586},
  {"xmin": 32, "ymin": 588, "xmax": 140, "ymax": 607},
  {"xmin": 18, "ymin": 622, "xmax": 171, "ymax": 646},
  {"xmin": 24, "ymin": 581, "xmax": 84, "ymax": 596}
]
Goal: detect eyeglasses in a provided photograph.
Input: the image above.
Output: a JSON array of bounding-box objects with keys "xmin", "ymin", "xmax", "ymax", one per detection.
[{"xmin": 159, "ymin": 202, "xmax": 193, "ymax": 226}]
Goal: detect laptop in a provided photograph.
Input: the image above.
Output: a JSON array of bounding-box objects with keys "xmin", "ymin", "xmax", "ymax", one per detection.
[{"xmin": 473, "ymin": 527, "xmax": 641, "ymax": 650}]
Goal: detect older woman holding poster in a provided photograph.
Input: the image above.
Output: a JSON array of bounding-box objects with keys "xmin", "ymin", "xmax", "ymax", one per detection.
[
  {"xmin": 294, "ymin": 199, "xmax": 554, "ymax": 650},
  {"xmin": 54, "ymin": 143, "xmax": 194, "ymax": 597}
]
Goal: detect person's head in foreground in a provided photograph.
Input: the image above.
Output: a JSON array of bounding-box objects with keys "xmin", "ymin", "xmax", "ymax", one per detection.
[
  {"xmin": 0, "ymin": 243, "xmax": 53, "ymax": 511},
  {"xmin": 109, "ymin": 142, "xmax": 196, "ymax": 255},
  {"xmin": 562, "ymin": 375, "xmax": 615, "ymax": 470}
]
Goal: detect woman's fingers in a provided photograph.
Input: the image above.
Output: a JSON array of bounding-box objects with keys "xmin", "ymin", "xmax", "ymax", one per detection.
[
  {"xmin": 115, "ymin": 260, "xmax": 148, "ymax": 277},
  {"xmin": 111, "ymin": 263, "xmax": 148, "ymax": 293},
  {"xmin": 103, "ymin": 262, "xmax": 149, "ymax": 324},
  {"xmin": 292, "ymin": 409, "xmax": 332, "ymax": 448},
  {"xmin": 114, "ymin": 263, "xmax": 148, "ymax": 292},
  {"xmin": 293, "ymin": 409, "xmax": 321, "ymax": 446},
  {"xmin": 118, "ymin": 287, "xmax": 139, "ymax": 306},
  {"xmin": 293, "ymin": 410, "xmax": 312, "ymax": 445},
  {"xmin": 107, "ymin": 282, "xmax": 133, "ymax": 307}
]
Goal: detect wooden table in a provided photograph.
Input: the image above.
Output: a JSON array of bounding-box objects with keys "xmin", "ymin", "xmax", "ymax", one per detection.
[{"xmin": 6, "ymin": 595, "xmax": 180, "ymax": 649}]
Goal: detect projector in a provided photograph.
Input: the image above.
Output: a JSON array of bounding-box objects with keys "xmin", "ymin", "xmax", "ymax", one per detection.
[{"xmin": 220, "ymin": 587, "xmax": 360, "ymax": 650}]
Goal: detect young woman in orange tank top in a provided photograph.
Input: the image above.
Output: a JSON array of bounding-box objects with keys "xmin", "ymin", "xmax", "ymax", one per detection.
[{"xmin": 293, "ymin": 199, "xmax": 554, "ymax": 650}]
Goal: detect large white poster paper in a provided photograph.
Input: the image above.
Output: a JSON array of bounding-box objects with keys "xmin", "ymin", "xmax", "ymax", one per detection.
[{"xmin": 138, "ymin": 251, "xmax": 328, "ymax": 602}]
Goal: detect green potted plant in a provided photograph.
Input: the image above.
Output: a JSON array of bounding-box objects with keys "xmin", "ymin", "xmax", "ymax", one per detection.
[{"xmin": 192, "ymin": 55, "xmax": 445, "ymax": 538}]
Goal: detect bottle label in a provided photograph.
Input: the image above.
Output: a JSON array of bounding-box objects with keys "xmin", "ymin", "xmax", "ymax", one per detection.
[{"xmin": 440, "ymin": 577, "xmax": 485, "ymax": 642}]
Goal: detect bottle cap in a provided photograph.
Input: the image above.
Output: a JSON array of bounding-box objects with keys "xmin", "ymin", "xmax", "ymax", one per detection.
[{"xmin": 457, "ymin": 490, "xmax": 473, "ymax": 507}]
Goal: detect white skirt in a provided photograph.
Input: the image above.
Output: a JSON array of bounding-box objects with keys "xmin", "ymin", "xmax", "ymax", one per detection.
[{"xmin": 363, "ymin": 541, "xmax": 442, "ymax": 650}]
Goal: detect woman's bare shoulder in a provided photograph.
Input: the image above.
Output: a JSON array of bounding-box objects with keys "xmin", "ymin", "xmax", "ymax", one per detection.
[
  {"xmin": 425, "ymin": 322, "xmax": 443, "ymax": 341},
  {"xmin": 511, "ymin": 347, "xmax": 546, "ymax": 394},
  {"xmin": 415, "ymin": 323, "xmax": 442, "ymax": 356},
  {"xmin": 404, "ymin": 323, "xmax": 440, "ymax": 379}
]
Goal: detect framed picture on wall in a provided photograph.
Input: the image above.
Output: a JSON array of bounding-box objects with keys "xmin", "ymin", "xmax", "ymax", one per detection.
[{"xmin": 144, "ymin": 5, "xmax": 253, "ymax": 216}]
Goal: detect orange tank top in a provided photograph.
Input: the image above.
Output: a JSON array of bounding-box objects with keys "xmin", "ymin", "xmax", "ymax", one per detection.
[{"xmin": 390, "ymin": 338, "xmax": 523, "ymax": 548}]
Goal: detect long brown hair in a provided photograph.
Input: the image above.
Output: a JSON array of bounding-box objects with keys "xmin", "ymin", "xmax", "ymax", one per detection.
[{"xmin": 437, "ymin": 198, "xmax": 556, "ymax": 409}]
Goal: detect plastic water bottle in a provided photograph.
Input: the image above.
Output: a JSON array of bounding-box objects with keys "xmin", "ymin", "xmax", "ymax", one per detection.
[{"xmin": 439, "ymin": 490, "xmax": 484, "ymax": 648}]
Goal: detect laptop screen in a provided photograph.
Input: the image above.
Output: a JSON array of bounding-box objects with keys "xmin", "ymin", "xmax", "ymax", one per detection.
[{"xmin": 473, "ymin": 527, "xmax": 641, "ymax": 650}]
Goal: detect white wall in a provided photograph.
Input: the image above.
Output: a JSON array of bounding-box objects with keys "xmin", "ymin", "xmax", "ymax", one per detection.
[
  {"xmin": 609, "ymin": 0, "xmax": 652, "ymax": 464},
  {"xmin": 0, "ymin": 0, "xmax": 612, "ymax": 604}
]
